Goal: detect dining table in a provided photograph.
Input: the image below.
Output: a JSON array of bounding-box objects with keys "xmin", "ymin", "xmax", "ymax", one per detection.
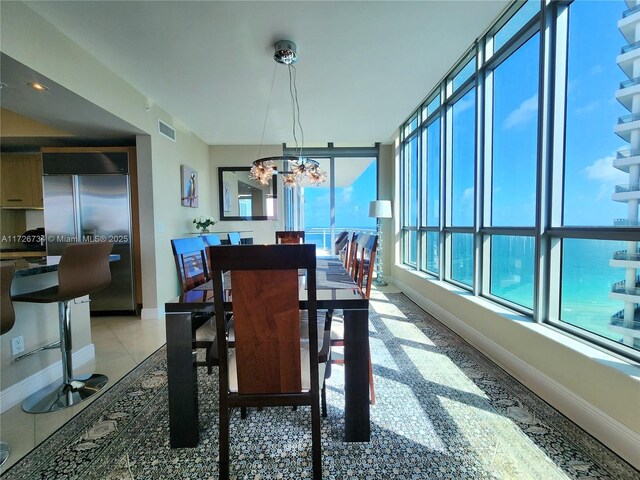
[{"xmin": 164, "ymin": 255, "xmax": 371, "ymax": 448}]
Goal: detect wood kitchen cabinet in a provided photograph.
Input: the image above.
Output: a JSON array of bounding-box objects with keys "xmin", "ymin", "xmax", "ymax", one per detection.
[{"xmin": 1, "ymin": 154, "xmax": 43, "ymax": 208}]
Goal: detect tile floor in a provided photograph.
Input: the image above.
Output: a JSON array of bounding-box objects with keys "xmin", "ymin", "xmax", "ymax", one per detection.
[{"xmin": 0, "ymin": 314, "xmax": 166, "ymax": 472}]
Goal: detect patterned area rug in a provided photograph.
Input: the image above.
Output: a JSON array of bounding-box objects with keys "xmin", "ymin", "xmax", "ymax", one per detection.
[{"xmin": 3, "ymin": 293, "xmax": 637, "ymax": 479}]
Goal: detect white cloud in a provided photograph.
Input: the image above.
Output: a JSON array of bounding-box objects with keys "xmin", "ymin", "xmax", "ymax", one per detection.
[
  {"xmin": 575, "ymin": 101, "xmax": 598, "ymax": 114},
  {"xmin": 454, "ymin": 95, "xmax": 475, "ymax": 114},
  {"xmin": 462, "ymin": 187, "xmax": 474, "ymax": 208},
  {"xmin": 503, "ymin": 95, "xmax": 538, "ymax": 130},
  {"xmin": 341, "ymin": 186, "xmax": 353, "ymax": 203},
  {"xmin": 583, "ymin": 153, "xmax": 627, "ymax": 201},
  {"xmin": 590, "ymin": 64, "xmax": 603, "ymax": 75}
]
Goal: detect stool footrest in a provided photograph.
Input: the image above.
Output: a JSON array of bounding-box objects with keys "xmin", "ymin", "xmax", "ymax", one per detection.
[
  {"xmin": 14, "ymin": 340, "xmax": 61, "ymax": 362},
  {"xmin": 22, "ymin": 373, "xmax": 108, "ymax": 414}
]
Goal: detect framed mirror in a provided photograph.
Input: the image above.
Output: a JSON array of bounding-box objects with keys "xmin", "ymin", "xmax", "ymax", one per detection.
[{"xmin": 218, "ymin": 167, "xmax": 277, "ymax": 221}]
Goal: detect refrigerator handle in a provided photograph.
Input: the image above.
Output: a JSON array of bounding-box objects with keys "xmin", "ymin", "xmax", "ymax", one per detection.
[{"xmin": 72, "ymin": 176, "xmax": 82, "ymax": 242}]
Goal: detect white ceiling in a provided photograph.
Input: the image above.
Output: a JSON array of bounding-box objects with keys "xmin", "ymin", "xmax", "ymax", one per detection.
[{"xmin": 19, "ymin": 1, "xmax": 508, "ymax": 146}]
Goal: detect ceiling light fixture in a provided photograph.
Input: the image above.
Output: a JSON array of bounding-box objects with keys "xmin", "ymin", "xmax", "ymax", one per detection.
[
  {"xmin": 28, "ymin": 81, "xmax": 48, "ymax": 92},
  {"xmin": 250, "ymin": 40, "xmax": 326, "ymax": 188}
]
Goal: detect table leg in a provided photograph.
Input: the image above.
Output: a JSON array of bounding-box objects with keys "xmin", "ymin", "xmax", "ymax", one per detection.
[
  {"xmin": 166, "ymin": 311, "xmax": 199, "ymax": 447},
  {"xmin": 343, "ymin": 307, "xmax": 371, "ymax": 442}
]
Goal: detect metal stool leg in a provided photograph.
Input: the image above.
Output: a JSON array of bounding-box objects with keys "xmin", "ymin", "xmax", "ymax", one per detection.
[
  {"xmin": 22, "ymin": 300, "xmax": 108, "ymax": 414},
  {"xmin": 0, "ymin": 441, "xmax": 9, "ymax": 467}
]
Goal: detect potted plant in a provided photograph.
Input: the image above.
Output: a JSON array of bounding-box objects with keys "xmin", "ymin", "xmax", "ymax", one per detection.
[{"xmin": 193, "ymin": 216, "xmax": 217, "ymax": 233}]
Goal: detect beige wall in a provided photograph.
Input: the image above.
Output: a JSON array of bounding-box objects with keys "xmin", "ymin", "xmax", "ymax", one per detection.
[{"xmin": 1, "ymin": 2, "xmax": 214, "ymax": 314}]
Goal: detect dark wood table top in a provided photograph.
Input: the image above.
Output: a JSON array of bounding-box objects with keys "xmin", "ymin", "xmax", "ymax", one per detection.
[{"xmin": 165, "ymin": 257, "xmax": 368, "ymax": 312}]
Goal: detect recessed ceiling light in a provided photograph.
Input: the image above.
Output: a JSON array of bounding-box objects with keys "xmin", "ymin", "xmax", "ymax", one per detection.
[{"xmin": 28, "ymin": 82, "xmax": 49, "ymax": 92}]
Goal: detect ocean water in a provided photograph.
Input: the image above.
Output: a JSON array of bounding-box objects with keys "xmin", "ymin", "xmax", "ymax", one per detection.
[
  {"xmin": 484, "ymin": 237, "xmax": 633, "ymax": 343},
  {"xmin": 308, "ymin": 230, "xmax": 635, "ymax": 347}
]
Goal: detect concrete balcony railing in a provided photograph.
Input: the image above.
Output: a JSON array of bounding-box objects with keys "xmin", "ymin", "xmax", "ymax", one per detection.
[
  {"xmin": 610, "ymin": 306, "xmax": 640, "ymax": 332},
  {"xmin": 621, "ymin": 40, "xmax": 640, "ymax": 54},
  {"xmin": 623, "ymin": 3, "xmax": 640, "ymax": 18},
  {"xmin": 620, "ymin": 77, "xmax": 640, "ymax": 89},
  {"xmin": 611, "ymin": 276, "xmax": 640, "ymax": 295},
  {"xmin": 614, "ymin": 218, "xmax": 640, "ymax": 226},
  {"xmin": 614, "ymin": 183, "xmax": 640, "ymax": 193},
  {"xmin": 617, "ymin": 148, "xmax": 640, "ymax": 159},
  {"xmin": 618, "ymin": 112, "xmax": 640, "ymax": 124},
  {"xmin": 613, "ymin": 249, "xmax": 640, "ymax": 261}
]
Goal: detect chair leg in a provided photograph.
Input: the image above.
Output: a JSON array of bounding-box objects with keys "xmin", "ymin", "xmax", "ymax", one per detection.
[
  {"xmin": 0, "ymin": 441, "xmax": 9, "ymax": 467},
  {"xmin": 321, "ymin": 383, "xmax": 327, "ymax": 418},
  {"xmin": 368, "ymin": 353, "xmax": 375, "ymax": 406},
  {"xmin": 310, "ymin": 392, "xmax": 322, "ymax": 480},
  {"xmin": 219, "ymin": 405, "xmax": 230, "ymax": 480},
  {"xmin": 240, "ymin": 407, "xmax": 247, "ymax": 419}
]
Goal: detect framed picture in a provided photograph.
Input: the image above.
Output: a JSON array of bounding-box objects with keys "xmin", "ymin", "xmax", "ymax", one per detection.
[{"xmin": 181, "ymin": 165, "xmax": 199, "ymax": 208}]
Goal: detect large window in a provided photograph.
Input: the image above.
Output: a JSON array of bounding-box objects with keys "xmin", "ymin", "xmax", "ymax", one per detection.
[
  {"xmin": 451, "ymin": 90, "xmax": 476, "ymax": 228},
  {"xmin": 284, "ymin": 146, "xmax": 378, "ymax": 255},
  {"xmin": 399, "ymin": 0, "xmax": 640, "ymax": 359},
  {"xmin": 491, "ymin": 33, "xmax": 539, "ymax": 227},
  {"xmin": 563, "ymin": 0, "xmax": 627, "ymax": 227}
]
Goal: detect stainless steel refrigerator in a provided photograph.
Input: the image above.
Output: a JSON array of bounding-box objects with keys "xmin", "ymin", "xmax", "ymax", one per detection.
[{"xmin": 42, "ymin": 152, "xmax": 136, "ymax": 314}]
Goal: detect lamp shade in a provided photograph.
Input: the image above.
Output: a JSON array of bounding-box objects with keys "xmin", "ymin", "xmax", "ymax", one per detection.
[{"xmin": 369, "ymin": 200, "xmax": 392, "ymax": 219}]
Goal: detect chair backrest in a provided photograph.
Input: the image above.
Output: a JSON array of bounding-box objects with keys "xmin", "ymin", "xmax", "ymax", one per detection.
[
  {"xmin": 58, "ymin": 242, "xmax": 113, "ymax": 300},
  {"xmin": 275, "ymin": 230, "xmax": 306, "ymax": 244},
  {"xmin": 356, "ymin": 234, "xmax": 378, "ymax": 298},
  {"xmin": 341, "ymin": 231, "xmax": 355, "ymax": 270},
  {"xmin": 1, "ymin": 264, "xmax": 16, "ymax": 335},
  {"xmin": 202, "ymin": 234, "xmax": 222, "ymax": 246},
  {"xmin": 210, "ymin": 244, "xmax": 318, "ymax": 396},
  {"xmin": 335, "ymin": 230, "xmax": 349, "ymax": 255},
  {"xmin": 171, "ymin": 236, "xmax": 209, "ymax": 294},
  {"xmin": 227, "ymin": 232, "xmax": 241, "ymax": 245},
  {"xmin": 346, "ymin": 232, "xmax": 360, "ymax": 278}
]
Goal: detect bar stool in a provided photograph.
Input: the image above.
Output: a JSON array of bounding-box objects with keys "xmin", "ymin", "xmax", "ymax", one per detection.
[
  {"xmin": 12, "ymin": 242, "xmax": 113, "ymax": 414},
  {"xmin": 1, "ymin": 264, "xmax": 16, "ymax": 465}
]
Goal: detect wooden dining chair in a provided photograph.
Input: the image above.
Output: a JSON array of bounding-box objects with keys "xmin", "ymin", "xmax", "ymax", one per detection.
[
  {"xmin": 340, "ymin": 231, "xmax": 355, "ymax": 270},
  {"xmin": 345, "ymin": 232, "xmax": 360, "ymax": 279},
  {"xmin": 275, "ymin": 230, "xmax": 306, "ymax": 244},
  {"xmin": 227, "ymin": 232, "xmax": 241, "ymax": 245},
  {"xmin": 201, "ymin": 234, "xmax": 222, "ymax": 274},
  {"xmin": 201, "ymin": 233, "xmax": 222, "ymax": 246},
  {"xmin": 355, "ymin": 234, "xmax": 378, "ymax": 299},
  {"xmin": 170, "ymin": 236, "xmax": 217, "ymax": 374},
  {"xmin": 210, "ymin": 244, "xmax": 330, "ymax": 480},
  {"xmin": 328, "ymin": 233, "xmax": 378, "ymax": 405}
]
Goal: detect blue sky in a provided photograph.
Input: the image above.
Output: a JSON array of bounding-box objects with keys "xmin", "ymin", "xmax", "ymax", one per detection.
[{"xmin": 303, "ymin": 160, "xmax": 377, "ymax": 229}]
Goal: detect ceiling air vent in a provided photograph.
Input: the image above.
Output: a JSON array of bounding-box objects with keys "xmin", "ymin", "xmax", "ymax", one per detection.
[{"xmin": 158, "ymin": 119, "xmax": 176, "ymax": 142}]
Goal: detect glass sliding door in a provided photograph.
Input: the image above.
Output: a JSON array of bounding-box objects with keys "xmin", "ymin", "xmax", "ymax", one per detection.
[{"xmin": 286, "ymin": 147, "xmax": 378, "ymax": 255}]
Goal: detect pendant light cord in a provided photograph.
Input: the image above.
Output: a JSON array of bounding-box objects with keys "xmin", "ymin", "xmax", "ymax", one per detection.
[
  {"xmin": 258, "ymin": 62, "xmax": 278, "ymax": 160},
  {"xmin": 289, "ymin": 64, "xmax": 305, "ymax": 158}
]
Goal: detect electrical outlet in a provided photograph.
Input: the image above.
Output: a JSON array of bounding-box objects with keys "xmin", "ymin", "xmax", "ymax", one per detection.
[{"xmin": 11, "ymin": 335, "xmax": 25, "ymax": 356}]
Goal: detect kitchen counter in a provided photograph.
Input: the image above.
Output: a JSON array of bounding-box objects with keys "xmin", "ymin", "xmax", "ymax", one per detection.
[
  {"xmin": 1, "ymin": 254, "xmax": 120, "ymax": 277},
  {"xmin": 0, "ymin": 244, "xmax": 46, "ymax": 260}
]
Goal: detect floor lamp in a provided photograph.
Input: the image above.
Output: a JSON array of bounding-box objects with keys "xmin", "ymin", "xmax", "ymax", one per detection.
[{"xmin": 369, "ymin": 200, "xmax": 392, "ymax": 286}]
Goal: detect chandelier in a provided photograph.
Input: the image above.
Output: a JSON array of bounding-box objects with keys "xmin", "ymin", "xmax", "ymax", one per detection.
[{"xmin": 250, "ymin": 40, "xmax": 327, "ymax": 188}]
